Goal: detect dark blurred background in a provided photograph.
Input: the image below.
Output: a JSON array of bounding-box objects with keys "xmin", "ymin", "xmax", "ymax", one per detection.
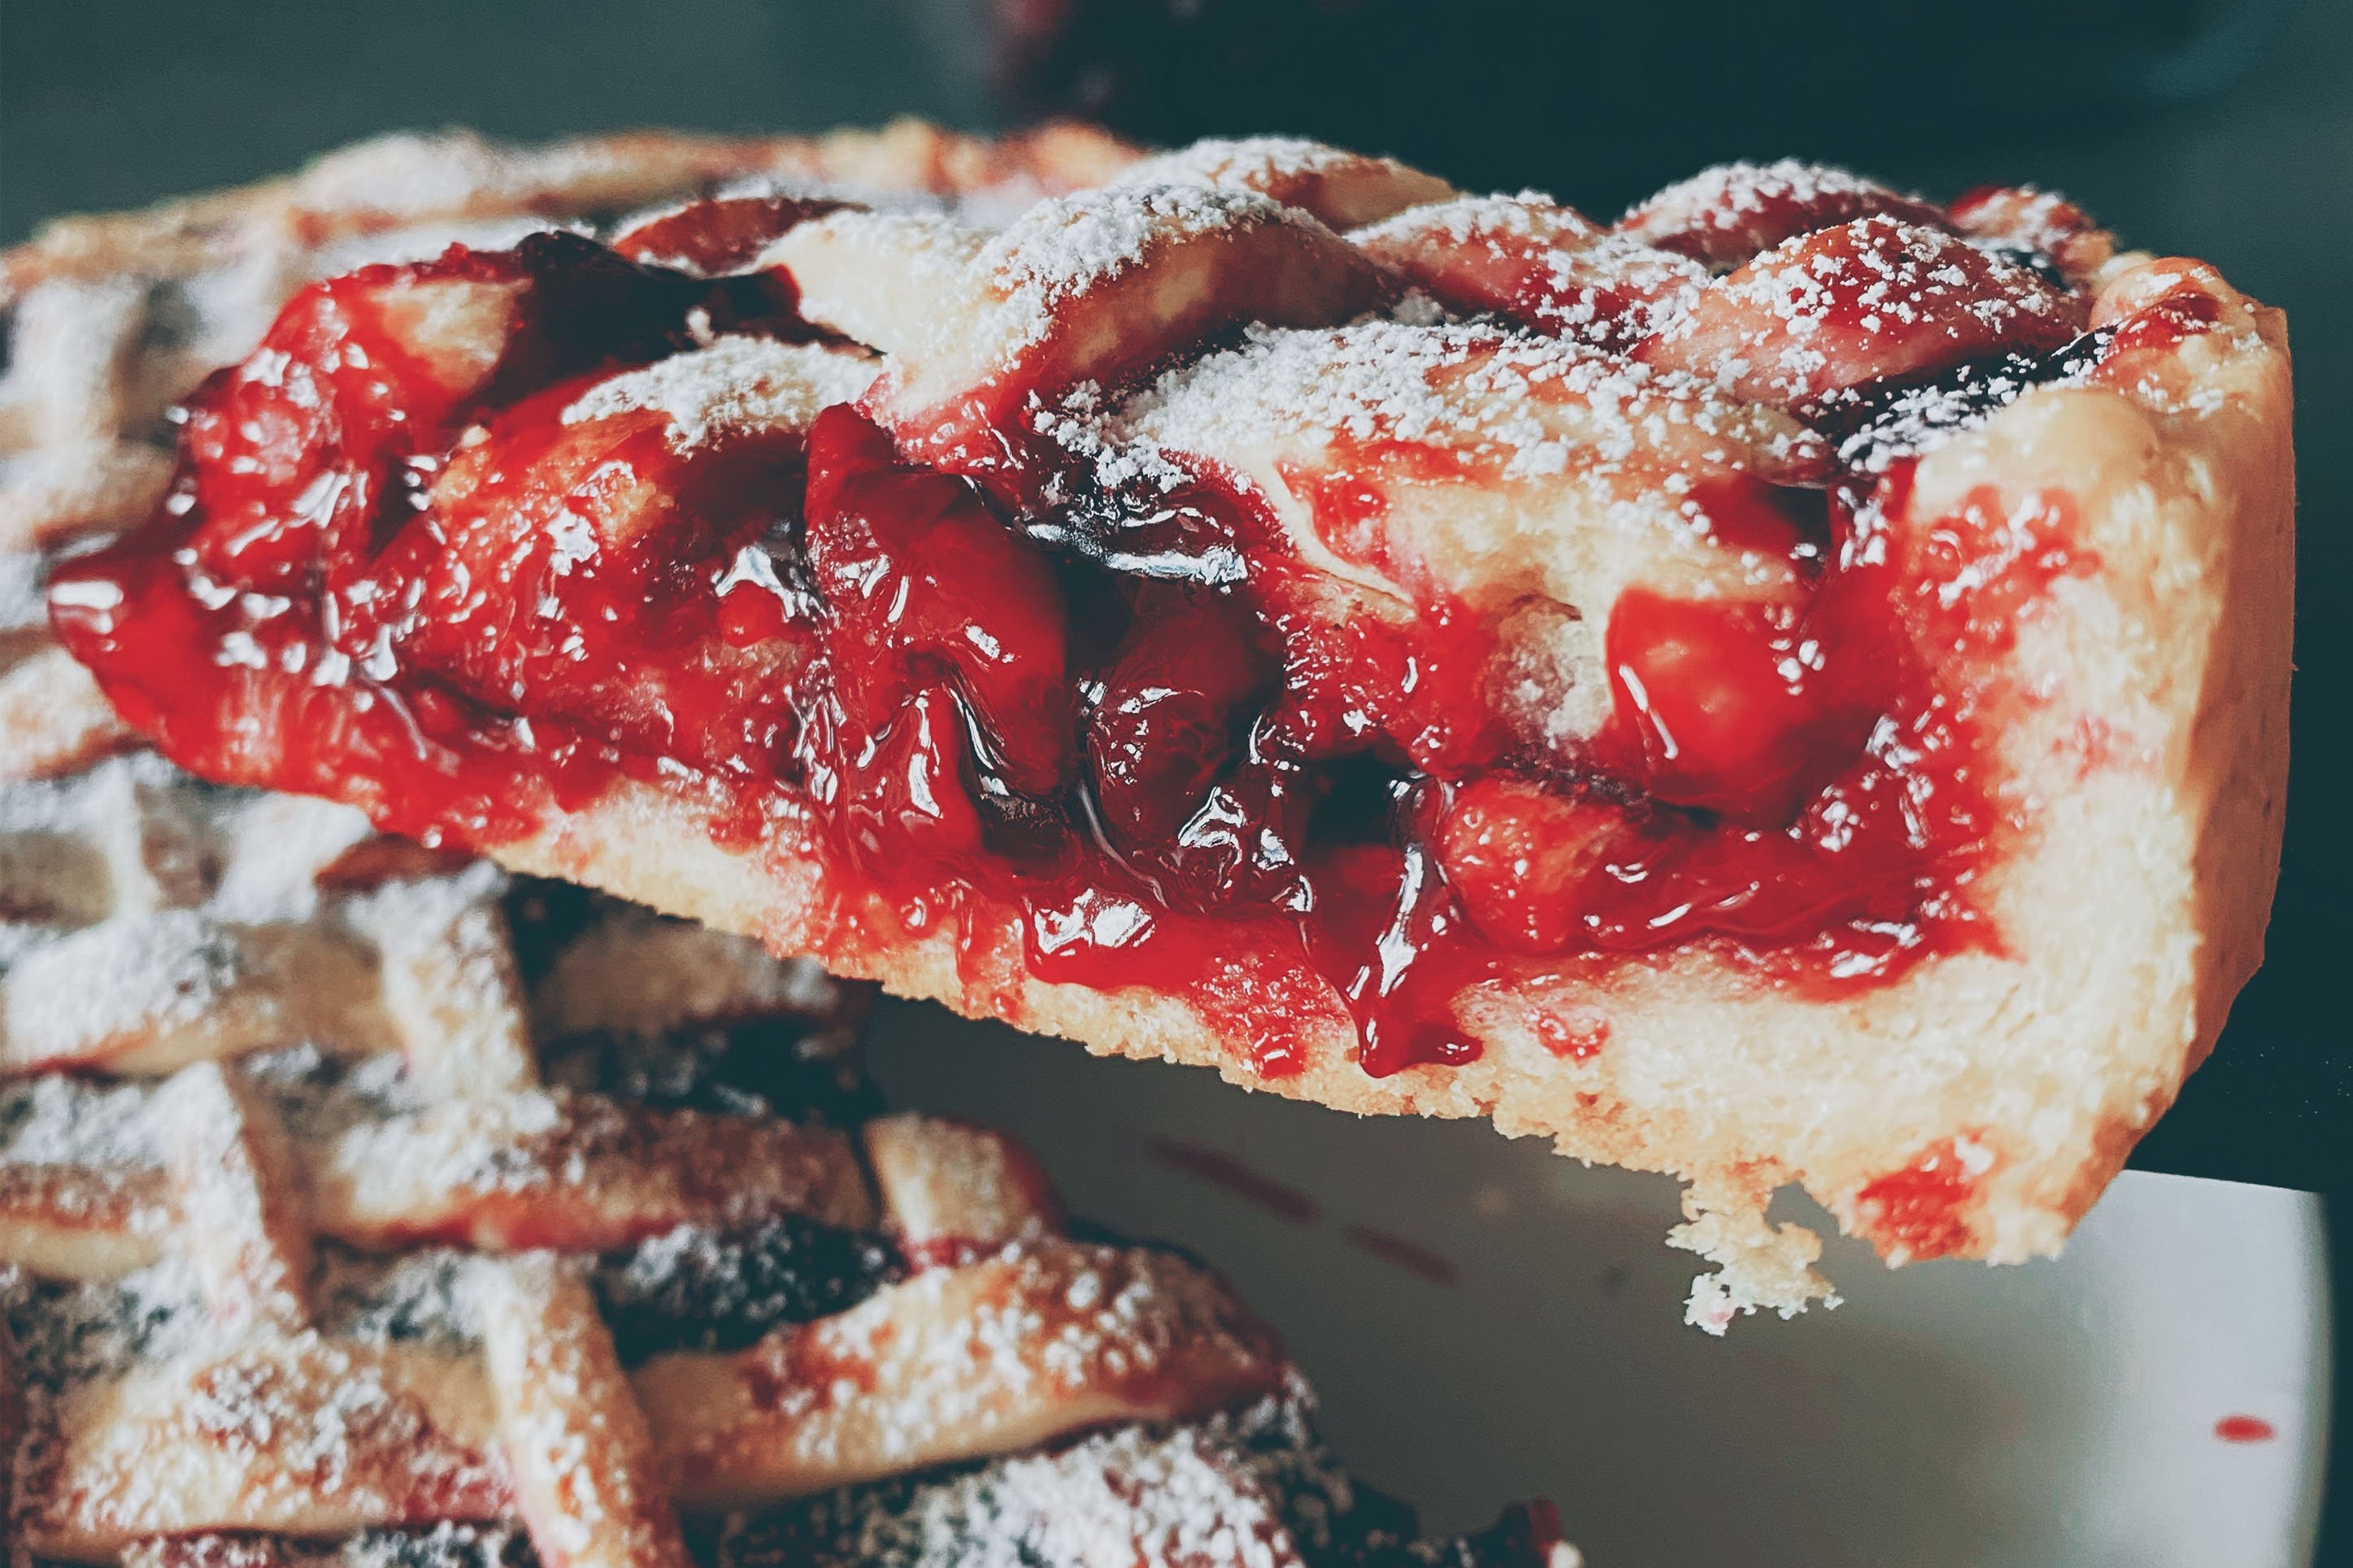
[{"xmin": 5, "ymin": 0, "xmax": 2346, "ymax": 1536}]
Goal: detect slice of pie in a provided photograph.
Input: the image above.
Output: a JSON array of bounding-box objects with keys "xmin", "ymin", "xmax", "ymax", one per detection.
[
  {"xmin": 0, "ymin": 748, "xmax": 1567, "ymax": 1565},
  {"xmin": 25, "ymin": 132, "xmax": 2293, "ymax": 1326}
]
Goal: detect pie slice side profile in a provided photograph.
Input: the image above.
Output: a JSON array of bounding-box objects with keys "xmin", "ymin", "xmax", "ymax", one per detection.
[{"xmin": 20, "ymin": 132, "xmax": 2294, "ymax": 1326}]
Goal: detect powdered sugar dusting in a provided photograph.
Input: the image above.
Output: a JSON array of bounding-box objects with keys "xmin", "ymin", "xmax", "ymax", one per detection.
[
  {"xmin": 1620, "ymin": 158, "xmax": 1923, "ymax": 257},
  {"xmin": 1354, "ymin": 193, "xmax": 1706, "ymax": 346},
  {"xmin": 241, "ymin": 1042, "xmax": 425, "ymax": 1142},
  {"xmin": 0, "ymin": 548, "xmax": 46, "ymax": 632},
  {"xmin": 316, "ymin": 1088, "xmax": 569, "ymax": 1201},
  {"xmin": 1123, "ymin": 319, "xmax": 1536, "ymax": 459},
  {"xmin": 2, "ymin": 908, "xmax": 248, "ymax": 1062},
  {"xmin": 561, "ymin": 337, "xmax": 878, "ymax": 451},
  {"xmin": 1357, "ymin": 190, "xmax": 1598, "ymax": 250},
  {"xmin": 1106, "ymin": 136, "xmax": 1454, "ymax": 230},
  {"xmin": 780, "ymin": 1415, "xmax": 1294, "ymax": 1568},
  {"xmin": 714, "ymin": 1379, "xmax": 1557, "ymax": 1568},
  {"xmin": 1653, "ymin": 215, "xmax": 2071, "ymax": 401},
  {"xmin": 208, "ymin": 793, "xmax": 377, "ymax": 922},
  {"xmin": 59, "ymin": 1331, "xmax": 509, "ymax": 1537},
  {"xmin": 985, "ymin": 184, "xmax": 1304, "ymax": 350},
  {"xmin": 1113, "ymin": 135, "xmax": 1369, "ymax": 193},
  {"xmin": 0, "ymin": 1072, "xmax": 163, "ymax": 1168},
  {"xmin": 3, "ymin": 1253, "xmax": 209, "ymax": 1385},
  {"xmin": 341, "ymin": 1522, "xmax": 530, "ymax": 1568},
  {"xmin": 1635, "ymin": 159, "xmax": 1894, "ymax": 219},
  {"xmin": 688, "ymin": 1238, "xmax": 1277, "ymax": 1486},
  {"xmin": 1100, "ymin": 317, "xmax": 1805, "ymax": 490}
]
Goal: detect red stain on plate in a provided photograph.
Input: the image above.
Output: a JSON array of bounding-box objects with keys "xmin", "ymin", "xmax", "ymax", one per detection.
[
  {"xmin": 1146, "ymin": 1139, "xmax": 1322, "ymax": 1224},
  {"xmin": 2213, "ymin": 1415, "xmax": 2277, "ymax": 1444},
  {"xmin": 1342, "ymin": 1225, "xmax": 1459, "ymax": 1286}
]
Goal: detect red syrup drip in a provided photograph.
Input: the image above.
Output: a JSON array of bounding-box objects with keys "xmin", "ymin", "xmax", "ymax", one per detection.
[
  {"xmin": 2104, "ymin": 282, "xmax": 2224, "ymax": 356},
  {"xmin": 1854, "ymin": 1138, "xmax": 1981, "ymax": 1261},
  {"xmin": 1339, "ymin": 1226, "xmax": 1459, "ymax": 1287},
  {"xmin": 1535, "ymin": 1010, "xmax": 1610, "ymax": 1060},
  {"xmin": 50, "ymin": 228, "xmax": 2127, "ymax": 1085},
  {"xmin": 1147, "ymin": 1140, "xmax": 1323, "ymax": 1225}
]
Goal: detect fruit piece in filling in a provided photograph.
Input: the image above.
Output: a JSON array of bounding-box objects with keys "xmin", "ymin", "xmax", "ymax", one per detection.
[{"xmin": 45, "ymin": 146, "xmax": 2293, "ymax": 1329}]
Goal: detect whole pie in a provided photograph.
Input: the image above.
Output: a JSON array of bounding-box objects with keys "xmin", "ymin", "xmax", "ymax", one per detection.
[{"xmin": 13, "ymin": 125, "xmax": 2294, "ymax": 1325}]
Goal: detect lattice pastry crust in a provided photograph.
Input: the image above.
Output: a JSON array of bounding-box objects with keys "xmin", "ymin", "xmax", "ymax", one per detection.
[{"xmin": 0, "ymin": 755, "xmax": 1564, "ymax": 1566}]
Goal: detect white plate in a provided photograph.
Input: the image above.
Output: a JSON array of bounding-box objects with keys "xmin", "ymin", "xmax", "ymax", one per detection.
[{"xmin": 868, "ymin": 1000, "xmax": 2332, "ymax": 1568}]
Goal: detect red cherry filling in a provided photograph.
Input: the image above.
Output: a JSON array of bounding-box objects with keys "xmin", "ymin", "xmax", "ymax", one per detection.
[
  {"xmin": 802, "ymin": 406, "xmax": 1077, "ymax": 806},
  {"xmin": 1853, "ymin": 1138, "xmax": 1983, "ymax": 1262},
  {"xmin": 50, "ymin": 189, "xmax": 2148, "ymax": 1081},
  {"xmin": 1439, "ymin": 779, "xmax": 1635, "ymax": 953},
  {"xmin": 1600, "ymin": 588, "xmax": 1879, "ymax": 824},
  {"xmin": 177, "ymin": 271, "xmax": 511, "ymax": 591},
  {"xmin": 377, "ymin": 384, "xmax": 814, "ymax": 775},
  {"xmin": 1082, "ymin": 584, "xmax": 1310, "ymax": 908}
]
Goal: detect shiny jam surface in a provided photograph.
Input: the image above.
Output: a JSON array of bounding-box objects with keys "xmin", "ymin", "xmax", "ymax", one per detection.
[{"xmin": 50, "ymin": 215, "xmax": 2194, "ymax": 1086}]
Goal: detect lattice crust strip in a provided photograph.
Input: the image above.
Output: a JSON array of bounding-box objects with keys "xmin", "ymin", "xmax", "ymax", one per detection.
[{"xmin": 0, "ymin": 755, "xmax": 1510, "ymax": 1568}]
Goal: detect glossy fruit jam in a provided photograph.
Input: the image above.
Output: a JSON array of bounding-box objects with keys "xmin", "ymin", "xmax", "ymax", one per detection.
[{"xmin": 47, "ymin": 223, "xmax": 2191, "ymax": 1082}]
